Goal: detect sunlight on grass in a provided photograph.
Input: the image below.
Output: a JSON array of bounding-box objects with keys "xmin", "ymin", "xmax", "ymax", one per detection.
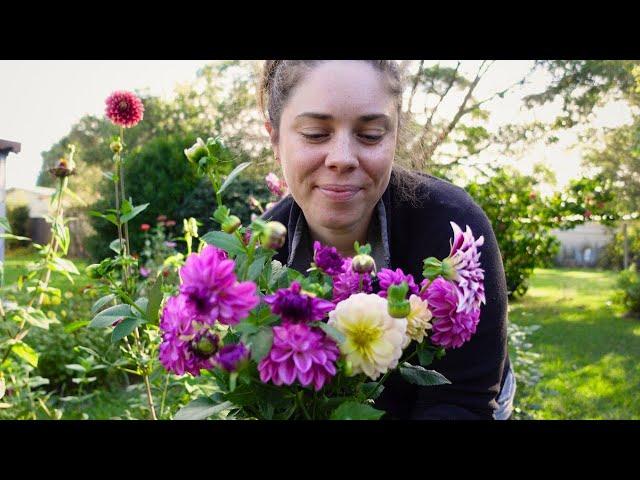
[{"xmin": 512, "ymin": 268, "xmax": 640, "ymax": 419}]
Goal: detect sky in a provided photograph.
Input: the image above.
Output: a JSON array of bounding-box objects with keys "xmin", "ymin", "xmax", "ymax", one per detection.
[{"xmin": 0, "ymin": 60, "xmax": 634, "ymax": 192}]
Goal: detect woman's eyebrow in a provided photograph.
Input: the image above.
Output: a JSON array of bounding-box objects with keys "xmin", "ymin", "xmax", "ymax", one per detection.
[{"xmin": 295, "ymin": 112, "xmax": 391, "ymax": 126}]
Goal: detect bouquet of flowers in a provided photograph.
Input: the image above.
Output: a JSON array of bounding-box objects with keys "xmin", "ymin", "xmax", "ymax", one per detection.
[{"xmin": 159, "ymin": 137, "xmax": 486, "ymax": 420}]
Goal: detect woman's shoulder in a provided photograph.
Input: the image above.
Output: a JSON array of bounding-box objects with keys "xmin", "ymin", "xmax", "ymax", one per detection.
[{"xmin": 391, "ymin": 170, "xmax": 484, "ymax": 220}]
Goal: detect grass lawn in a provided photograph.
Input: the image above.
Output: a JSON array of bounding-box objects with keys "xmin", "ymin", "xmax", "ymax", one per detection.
[{"xmin": 509, "ymin": 268, "xmax": 640, "ymax": 419}]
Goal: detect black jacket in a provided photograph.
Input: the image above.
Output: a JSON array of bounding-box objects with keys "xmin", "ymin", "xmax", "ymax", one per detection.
[{"xmin": 262, "ymin": 171, "xmax": 510, "ymax": 419}]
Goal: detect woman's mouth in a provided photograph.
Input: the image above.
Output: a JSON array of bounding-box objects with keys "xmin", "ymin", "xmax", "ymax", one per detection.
[{"xmin": 316, "ymin": 184, "xmax": 362, "ymax": 202}]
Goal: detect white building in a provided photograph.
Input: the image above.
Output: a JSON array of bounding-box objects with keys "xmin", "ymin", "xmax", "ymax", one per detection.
[
  {"xmin": 551, "ymin": 222, "xmax": 615, "ymax": 267},
  {"xmin": 0, "ymin": 139, "xmax": 22, "ymax": 262}
]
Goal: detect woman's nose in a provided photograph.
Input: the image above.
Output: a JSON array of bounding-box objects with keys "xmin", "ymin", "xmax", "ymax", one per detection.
[{"xmin": 324, "ymin": 133, "xmax": 359, "ymax": 172}]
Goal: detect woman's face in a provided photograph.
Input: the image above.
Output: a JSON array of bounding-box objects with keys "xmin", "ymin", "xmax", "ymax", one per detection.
[{"xmin": 269, "ymin": 61, "xmax": 398, "ymax": 236}]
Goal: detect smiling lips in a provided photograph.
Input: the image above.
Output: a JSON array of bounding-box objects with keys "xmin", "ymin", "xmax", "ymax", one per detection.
[{"xmin": 316, "ymin": 184, "xmax": 362, "ymax": 201}]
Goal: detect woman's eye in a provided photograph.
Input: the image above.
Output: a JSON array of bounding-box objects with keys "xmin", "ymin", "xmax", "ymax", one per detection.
[
  {"xmin": 358, "ymin": 133, "xmax": 383, "ymax": 143},
  {"xmin": 301, "ymin": 133, "xmax": 329, "ymax": 141}
]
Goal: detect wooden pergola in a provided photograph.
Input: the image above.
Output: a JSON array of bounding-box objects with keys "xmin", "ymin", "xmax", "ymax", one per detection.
[{"xmin": 1, "ymin": 139, "xmax": 22, "ymax": 263}]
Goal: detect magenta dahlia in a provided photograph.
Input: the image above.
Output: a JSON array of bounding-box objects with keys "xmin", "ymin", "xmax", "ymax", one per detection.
[
  {"xmin": 264, "ymin": 281, "xmax": 334, "ymax": 324},
  {"xmin": 446, "ymin": 222, "xmax": 486, "ymax": 313},
  {"xmin": 179, "ymin": 245, "xmax": 259, "ymax": 325},
  {"xmin": 332, "ymin": 258, "xmax": 373, "ymax": 303},
  {"xmin": 423, "ymin": 277, "xmax": 480, "ymax": 349},
  {"xmin": 105, "ymin": 90, "xmax": 144, "ymax": 128},
  {"xmin": 312, "ymin": 241, "xmax": 345, "ymax": 276},
  {"xmin": 376, "ymin": 267, "xmax": 419, "ymax": 298},
  {"xmin": 159, "ymin": 295, "xmax": 219, "ymax": 376},
  {"xmin": 258, "ymin": 323, "xmax": 339, "ymax": 391}
]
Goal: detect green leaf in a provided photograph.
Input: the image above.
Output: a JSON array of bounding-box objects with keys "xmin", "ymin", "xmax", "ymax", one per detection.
[
  {"xmin": 0, "ymin": 233, "xmax": 31, "ymax": 241},
  {"xmin": 218, "ymin": 162, "xmax": 252, "ymax": 195},
  {"xmin": 0, "ymin": 216, "xmax": 11, "ymax": 232},
  {"xmin": 213, "ymin": 205, "xmax": 231, "ymax": 224},
  {"xmin": 89, "ymin": 211, "xmax": 119, "ymax": 226},
  {"xmin": 317, "ymin": 322, "xmax": 346, "ymax": 344},
  {"xmin": 248, "ymin": 327, "xmax": 273, "ymax": 363},
  {"xmin": 51, "ymin": 257, "xmax": 79, "ymax": 276},
  {"xmin": 268, "ymin": 260, "xmax": 290, "ymax": 290},
  {"xmin": 12, "ymin": 341, "xmax": 39, "ymax": 368},
  {"xmin": 247, "ymin": 256, "xmax": 266, "ymax": 281},
  {"xmin": 201, "ymin": 231, "xmax": 245, "ymax": 256},
  {"xmin": 147, "ymin": 278, "xmax": 164, "ymax": 324},
  {"xmin": 132, "ymin": 298, "xmax": 149, "ymax": 318},
  {"xmin": 0, "ymin": 376, "xmax": 5, "ymax": 400},
  {"xmin": 89, "ymin": 304, "xmax": 133, "ymax": 328},
  {"xmin": 121, "ymin": 199, "xmax": 133, "ymax": 215},
  {"xmin": 64, "ymin": 320, "xmax": 90, "ymax": 333},
  {"xmin": 111, "ymin": 318, "xmax": 143, "ymax": 343},
  {"xmin": 173, "ymin": 397, "xmax": 234, "ymax": 420},
  {"xmin": 416, "ymin": 343, "xmax": 436, "ymax": 367},
  {"xmin": 65, "ymin": 364, "xmax": 86, "ymax": 373},
  {"xmin": 22, "ymin": 308, "xmax": 56, "ymax": 330},
  {"xmin": 246, "ymin": 304, "xmax": 278, "ymax": 327},
  {"xmin": 235, "ymin": 322, "xmax": 260, "ymax": 336},
  {"xmin": 120, "ymin": 203, "xmax": 149, "ymax": 223},
  {"xmin": 330, "ymin": 401, "xmax": 385, "ymax": 420},
  {"xmin": 91, "ymin": 294, "xmax": 117, "ymax": 315},
  {"xmin": 109, "ymin": 239, "xmax": 124, "ymax": 254},
  {"xmin": 399, "ymin": 362, "xmax": 451, "ymax": 386}
]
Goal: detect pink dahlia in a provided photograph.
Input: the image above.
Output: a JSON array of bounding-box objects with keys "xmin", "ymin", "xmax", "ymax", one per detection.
[
  {"xmin": 447, "ymin": 222, "xmax": 485, "ymax": 313},
  {"xmin": 265, "ymin": 172, "xmax": 286, "ymax": 198},
  {"xmin": 377, "ymin": 267, "xmax": 419, "ymax": 298},
  {"xmin": 424, "ymin": 277, "xmax": 480, "ymax": 349},
  {"xmin": 179, "ymin": 245, "xmax": 259, "ymax": 325},
  {"xmin": 332, "ymin": 258, "xmax": 373, "ymax": 303},
  {"xmin": 258, "ymin": 323, "xmax": 339, "ymax": 391},
  {"xmin": 159, "ymin": 295, "xmax": 219, "ymax": 376},
  {"xmin": 264, "ymin": 281, "xmax": 335, "ymax": 324},
  {"xmin": 105, "ymin": 90, "xmax": 144, "ymax": 128}
]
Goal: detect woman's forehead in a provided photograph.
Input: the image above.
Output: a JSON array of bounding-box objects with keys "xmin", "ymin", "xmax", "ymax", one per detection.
[{"xmin": 284, "ymin": 61, "xmax": 397, "ymax": 120}]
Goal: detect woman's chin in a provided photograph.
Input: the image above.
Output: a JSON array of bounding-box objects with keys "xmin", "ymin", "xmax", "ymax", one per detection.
[{"xmin": 315, "ymin": 210, "xmax": 363, "ymax": 231}]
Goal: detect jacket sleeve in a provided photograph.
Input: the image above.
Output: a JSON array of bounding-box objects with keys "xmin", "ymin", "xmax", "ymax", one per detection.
[{"xmin": 410, "ymin": 199, "xmax": 510, "ymax": 420}]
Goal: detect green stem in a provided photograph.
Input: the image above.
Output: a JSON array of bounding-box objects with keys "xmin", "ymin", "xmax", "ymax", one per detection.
[
  {"xmin": 132, "ymin": 327, "xmax": 158, "ymax": 420},
  {"xmin": 114, "ymin": 158, "xmax": 129, "ymax": 292},
  {"xmin": 119, "ymin": 127, "xmax": 132, "ymax": 289},
  {"xmin": 159, "ymin": 373, "xmax": 170, "ymax": 419}
]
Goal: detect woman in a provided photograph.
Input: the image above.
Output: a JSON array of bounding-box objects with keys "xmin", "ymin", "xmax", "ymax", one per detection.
[{"xmin": 260, "ymin": 60, "xmax": 515, "ymax": 420}]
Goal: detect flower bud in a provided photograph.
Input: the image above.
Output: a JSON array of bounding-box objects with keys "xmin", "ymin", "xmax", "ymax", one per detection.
[
  {"xmin": 191, "ymin": 331, "xmax": 220, "ymax": 359},
  {"xmin": 343, "ymin": 358, "xmax": 354, "ymax": 376},
  {"xmin": 387, "ymin": 282, "xmax": 410, "ymax": 318},
  {"xmin": 49, "ymin": 158, "xmax": 75, "ymax": 178},
  {"xmin": 85, "ymin": 264, "xmax": 102, "ymax": 279},
  {"xmin": 388, "ymin": 299, "xmax": 411, "ymax": 318},
  {"xmin": 440, "ymin": 257, "xmax": 458, "ymax": 281},
  {"xmin": 184, "ymin": 138, "xmax": 208, "ymax": 164},
  {"xmin": 260, "ymin": 221, "xmax": 287, "ymax": 249},
  {"xmin": 110, "ymin": 140, "xmax": 123, "ymax": 154},
  {"xmin": 352, "ymin": 253, "xmax": 376, "ymax": 274},
  {"xmin": 222, "ymin": 215, "xmax": 241, "ymax": 234},
  {"xmin": 215, "ymin": 343, "xmax": 250, "ymax": 372}
]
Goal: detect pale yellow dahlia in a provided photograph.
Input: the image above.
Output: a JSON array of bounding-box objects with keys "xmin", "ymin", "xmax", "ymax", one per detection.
[
  {"xmin": 403, "ymin": 294, "xmax": 433, "ymax": 346},
  {"xmin": 328, "ymin": 293, "xmax": 407, "ymax": 380}
]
